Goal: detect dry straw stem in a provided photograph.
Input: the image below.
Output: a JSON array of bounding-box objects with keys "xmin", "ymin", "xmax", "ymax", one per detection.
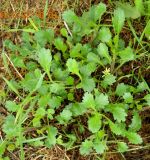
[{"xmin": 4, "ymin": 51, "xmax": 23, "ymax": 80}]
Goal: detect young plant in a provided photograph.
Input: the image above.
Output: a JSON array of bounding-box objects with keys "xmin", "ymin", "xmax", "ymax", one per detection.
[{"xmin": 1, "ymin": 2, "xmax": 149, "ymax": 159}]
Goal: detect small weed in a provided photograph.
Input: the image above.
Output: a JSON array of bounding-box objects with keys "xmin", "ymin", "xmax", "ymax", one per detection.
[{"xmin": 0, "ymin": 2, "xmax": 150, "ymax": 160}]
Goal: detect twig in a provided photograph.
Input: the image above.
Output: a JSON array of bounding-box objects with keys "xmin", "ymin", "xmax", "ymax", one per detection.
[
  {"xmin": 10, "ymin": 0, "xmax": 15, "ymax": 12},
  {"xmin": 4, "ymin": 52, "xmax": 23, "ymax": 80},
  {"xmin": 64, "ymin": 21, "xmax": 73, "ymax": 37}
]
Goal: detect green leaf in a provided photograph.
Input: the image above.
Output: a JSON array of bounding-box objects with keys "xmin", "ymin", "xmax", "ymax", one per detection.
[
  {"xmin": 126, "ymin": 132, "xmax": 142, "ymax": 144},
  {"xmin": 34, "ymin": 73, "xmax": 45, "ymax": 91},
  {"xmin": 82, "ymin": 92, "xmax": 95, "ymax": 109},
  {"xmin": 34, "ymin": 29, "xmax": 54, "ymax": 47},
  {"xmin": 60, "ymin": 28, "xmax": 68, "ymax": 38},
  {"xmin": 66, "ymin": 58, "xmax": 81, "ymax": 79},
  {"xmin": 7, "ymin": 143, "xmax": 15, "ymax": 151},
  {"xmin": 35, "ymin": 108, "xmax": 46, "ymax": 117},
  {"xmin": 54, "ymin": 38, "xmax": 67, "ymax": 53},
  {"xmin": 2, "ymin": 115, "xmax": 19, "ymax": 138},
  {"xmin": 98, "ymin": 27, "xmax": 112, "ymax": 42},
  {"xmin": 47, "ymin": 109, "xmax": 55, "ymax": 120},
  {"xmin": 31, "ymin": 140, "xmax": 44, "ymax": 147},
  {"xmin": 62, "ymin": 134, "xmax": 77, "ymax": 149},
  {"xmin": 20, "ymin": 69, "xmax": 42, "ymax": 92},
  {"xmin": 129, "ymin": 111, "xmax": 141, "ymax": 132},
  {"xmin": 70, "ymin": 43, "xmax": 82, "ymax": 58},
  {"xmin": 97, "ymin": 43, "xmax": 111, "ymax": 64},
  {"xmin": 45, "ymin": 126, "xmax": 58, "ymax": 148},
  {"xmin": 89, "ymin": 3, "xmax": 106, "ymax": 22},
  {"xmin": 93, "ymin": 140, "xmax": 106, "ymax": 154},
  {"xmin": 135, "ymin": 0, "xmax": 144, "ymax": 14},
  {"xmin": 123, "ymin": 92, "xmax": 133, "ymax": 103},
  {"xmin": 38, "ymin": 48, "xmax": 52, "ymax": 74},
  {"xmin": 117, "ymin": 142, "xmax": 128, "ymax": 152},
  {"xmin": 101, "ymin": 74, "xmax": 116, "ymax": 88},
  {"xmin": 62, "ymin": 10, "xmax": 79, "ymax": 24},
  {"xmin": 53, "ymin": 68, "xmax": 69, "ymax": 81},
  {"xmin": 80, "ymin": 140, "xmax": 93, "ymax": 155},
  {"xmin": 87, "ymin": 52, "xmax": 100, "ymax": 64},
  {"xmin": 4, "ymin": 40, "xmax": 18, "ymax": 51},
  {"xmin": 80, "ymin": 77, "xmax": 95, "ymax": 92},
  {"xmin": 0, "ymin": 141, "xmax": 7, "ymax": 156},
  {"xmin": 145, "ymin": 20, "xmax": 150, "ymax": 40},
  {"xmin": 38, "ymin": 94, "xmax": 50, "ymax": 107},
  {"xmin": 57, "ymin": 109, "xmax": 72, "ymax": 124},
  {"xmin": 80, "ymin": 63, "xmax": 97, "ymax": 77},
  {"xmin": 144, "ymin": 94, "xmax": 150, "ymax": 105},
  {"xmin": 95, "ymin": 93, "xmax": 109, "ymax": 110},
  {"xmin": 115, "ymin": 83, "xmax": 128, "ymax": 96},
  {"xmin": 118, "ymin": 47, "xmax": 135, "ymax": 63},
  {"xmin": 3, "ymin": 77, "xmax": 20, "ymax": 97},
  {"xmin": 112, "ymin": 8, "xmax": 125, "ymax": 34},
  {"xmin": 108, "ymin": 104, "xmax": 127, "ymax": 122},
  {"xmin": 61, "ymin": 109, "xmax": 72, "ymax": 121},
  {"xmin": 70, "ymin": 103, "xmax": 87, "ymax": 116},
  {"xmin": 112, "ymin": 107, "xmax": 127, "ymax": 122},
  {"xmin": 26, "ymin": 61, "xmax": 38, "ymax": 71},
  {"xmin": 50, "ymin": 83, "xmax": 66, "ymax": 96},
  {"xmin": 11, "ymin": 56, "xmax": 26, "ymax": 68},
  {"xmin": 66, "ymin": 76, "xmax": 74, "ymax": 85},
  {"xmin": 5, "ymin": 101, "xmax": 19, "ymax": 112},
  {"xmin": 32, "ymin": 117, "xmax": 41, "ymax": 127},
  {"xmin": 48, "ymin": 96, "xmax": 62, "ymax": 109},
  {"xmin": 117, "ymin": 2, "xmax": 141, "ymax": 19},
  {"xmin": 109, "ymin": 121, "xmax": 125, "ymax": 135},
  {"xmin": 88, "ymin": 113, "xmax": 101, "ymax": 133},
  {"xmin": 136, "ymin": 82, "xmax": 148, "ymax": 92}
]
